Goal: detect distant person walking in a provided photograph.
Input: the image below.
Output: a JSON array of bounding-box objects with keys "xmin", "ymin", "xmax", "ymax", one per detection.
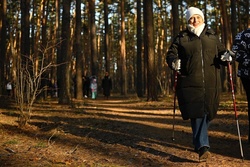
[
  {"xmin": 102, "ymin": 72, "xmax": 112, "ymax": 99},
  {"xmin": 82, "ymin": 75, "xmax": 90, "ymax": 98},
  {"xmin": 90, "ymin": 77, "xmax": 97, "ymax": 99},
  {"xmin": 6, "ymin": 81, "xmax": 12, "ymax": 97}
]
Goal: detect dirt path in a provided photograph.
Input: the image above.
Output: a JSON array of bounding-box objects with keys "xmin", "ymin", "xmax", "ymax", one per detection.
[{"xmin": 0, "ymin": 95, "xmax": 250, "ymax": 166}]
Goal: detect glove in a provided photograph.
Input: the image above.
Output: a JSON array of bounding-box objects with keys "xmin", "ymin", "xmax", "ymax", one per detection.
[
  {"xmin": 172, "ymin": 59, "xmax": 181, "ymax": 71},
  {"xmin": 221, "ymin": 50, "xmax": 235, "ymax": 62}
]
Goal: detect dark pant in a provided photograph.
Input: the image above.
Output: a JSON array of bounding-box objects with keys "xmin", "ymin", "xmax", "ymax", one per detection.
[{"xmin": 241, "ymin": 77, "xmax": 250, "ymax": 141}]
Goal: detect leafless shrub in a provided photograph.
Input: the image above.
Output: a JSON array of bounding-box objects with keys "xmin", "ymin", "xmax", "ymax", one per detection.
[{"xmin": 15, "ymin": 43, "xmax": 57, "ymax": 127}]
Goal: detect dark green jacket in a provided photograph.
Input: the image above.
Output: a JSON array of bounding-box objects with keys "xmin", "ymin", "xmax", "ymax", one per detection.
[{"xmin": 166, "ymin": 26, "xmax": 226, "ymax": 121}]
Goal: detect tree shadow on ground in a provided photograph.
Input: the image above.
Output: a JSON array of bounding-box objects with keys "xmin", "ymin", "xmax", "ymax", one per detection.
[{"xmin": 1, "ymin": 94, "xmax": 249, "ymax": 166}]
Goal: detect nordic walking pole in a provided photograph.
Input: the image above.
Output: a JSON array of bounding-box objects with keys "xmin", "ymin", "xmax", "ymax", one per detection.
[
  {"xmin": 171, "ymin": 71, "xmax": 178, "ymax": 141},
  {"xmin": 228, "ymin": 62, "xmax": 244, "ymax": 161}
]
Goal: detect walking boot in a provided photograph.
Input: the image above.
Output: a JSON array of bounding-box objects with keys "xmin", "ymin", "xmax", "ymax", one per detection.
[{"xmin": 199, "ymin": 146, "xmax": 210, "ymax": 162}]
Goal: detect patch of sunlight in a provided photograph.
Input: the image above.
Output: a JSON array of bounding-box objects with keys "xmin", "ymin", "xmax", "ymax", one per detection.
[{"xmin": 84, "ymin": 107, "xmax": 174, "ymax": 117}]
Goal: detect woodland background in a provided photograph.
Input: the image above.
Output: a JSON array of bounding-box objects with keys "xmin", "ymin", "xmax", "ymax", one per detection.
[
  {"xmin": 1, "ymin": 1, "xmax": 250, "ymax": 166},
  {"xmin": 0, "ymin": 0, "xmax": 249, "ymax": 104}
]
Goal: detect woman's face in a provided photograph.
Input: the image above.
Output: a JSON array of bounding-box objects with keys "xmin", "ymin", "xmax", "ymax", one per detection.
[{"xmin": 188, "ymin": 14, "xmax": 204, "ymax": 28}]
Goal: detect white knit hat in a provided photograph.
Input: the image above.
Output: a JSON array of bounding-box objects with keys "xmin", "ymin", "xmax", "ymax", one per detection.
[{"xmin": 186, "ymin": 7, "xmax": 204, "ymax": 22}]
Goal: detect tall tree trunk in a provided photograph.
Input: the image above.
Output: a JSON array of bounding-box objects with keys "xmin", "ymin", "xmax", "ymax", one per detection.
[
  {"xmin": 220, "ymin": 0, "xmax": 231, "ymax": 49},
  {"xmin": 120, "ymin": 0, "xmax": 127, "ymax": 95},
  {"xmin": 0, "ymin": 0, "xmax": 7, "ymax": 94},
  {"xmin": 55, "ymin": 0, "xmax": 60, "ymax": 98},
  {"xmin": 144, "ymin": 0, "xmax": 157, "ymax": 101},
  {"xmin": 246, "ymin": 1, "xmax": 250, "ymax": 28},
  {"xmin": 89, "ymin": 0, "xmax": 98, "ymax": 76},
  {"xmin": 220, "ymin": 0, "xmax": 231, "ymax": 92},
  {"xmin": 104, "ymin": 0, "xmax": 110, "ymax": 73},
  {"xmin": 143, "ymin": 0, "xmax": 147, "ymax": 96},
  {"xmin": 75, "ymin": 0, "xmax": 83, "ymax": 99},
  {"xmin": 32, "ymin": 0, "xmax": 40, "ymax": 76},
  {"xmin": 170, "ymin": 0, "xmax": 180, "ymax": 95},
  {"xmin": 231, "ymin": 0, "xmax": 241, "ymax": 94},
  {"xmin": 48, "ymin": 0, "xmax": 57, "ymax": 91},
  {"xmin": 58, "ymin": 0, "xmax": 71, "ymax": 104},
  {"xmin": 21, "ymin": 0, "xmax": 31, "ymax": 64},
  {"xmin": 136, "ymin": 0, "xmax": 143, "ymax": 97},
  {"xmin": 41, "ymin": 0, "xmax": 50, "ymax": 99},
  {"xmin": 171, "ymin": 0, "xmax": 179, "ymax": 38},
  {"xmin": 155, "ymin": 1, "xmax": 165, "ymax": 95},
  {"xmin": 231, "ymin": 0, "xmax": 237, "ymax": 38}
]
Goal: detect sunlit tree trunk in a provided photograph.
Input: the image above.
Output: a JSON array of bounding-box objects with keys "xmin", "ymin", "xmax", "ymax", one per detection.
[
  {"xmin": 8, "ymin": 2, "xmax": 21, "ymax": 98},
  {"xmin": 120, "ymin": 0, "xmax": 127, "ymax": 95},
  {"xmin": 220, "ymin": 0, "xmax": 231, "ymax": 92},
  {"xmin": 0, "ymin": 0, "xmax": 7, "ymax": 94},
  {"xmin": 48, "ymin": 1, "xmax": 57, "ymax": 89},
  {"xmin": 31, "ymin": 0, "xmax": 40, "ymax": 76},
  {"xmin": 32, "ymin": 0, "xmax": 44, "ymax": 98},
  {"xmin": 155, "ymin": 0, "xmax": 165, "ymax": 95},
  {"xmin": 75, "ymin": 0, "xmax": 83, "ymax": 99},
  {"xmin": 220, "ymin": 0, "xmax": 232, "ymax": 49}
]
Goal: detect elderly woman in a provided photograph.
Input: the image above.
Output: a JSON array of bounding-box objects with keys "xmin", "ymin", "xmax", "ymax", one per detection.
[{"xmin": 166, "ymin": 7, "xmax": 232, "ymax": 162}]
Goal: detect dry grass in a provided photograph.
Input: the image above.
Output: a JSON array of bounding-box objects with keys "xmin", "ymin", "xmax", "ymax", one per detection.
[{"xmin": 0, "ymin": 93, "xmax": 249, "ymax": 167}]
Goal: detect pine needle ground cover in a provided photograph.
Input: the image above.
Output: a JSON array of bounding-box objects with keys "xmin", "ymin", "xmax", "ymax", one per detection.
[{"xmin": 0, "ymin": 93, "xmax": 249, "ymax": 167}]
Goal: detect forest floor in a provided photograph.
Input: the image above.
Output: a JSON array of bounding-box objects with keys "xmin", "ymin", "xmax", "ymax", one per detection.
[{"xmin": 0, "ymin": 93, "xmax": 250, "ymax": 167}]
